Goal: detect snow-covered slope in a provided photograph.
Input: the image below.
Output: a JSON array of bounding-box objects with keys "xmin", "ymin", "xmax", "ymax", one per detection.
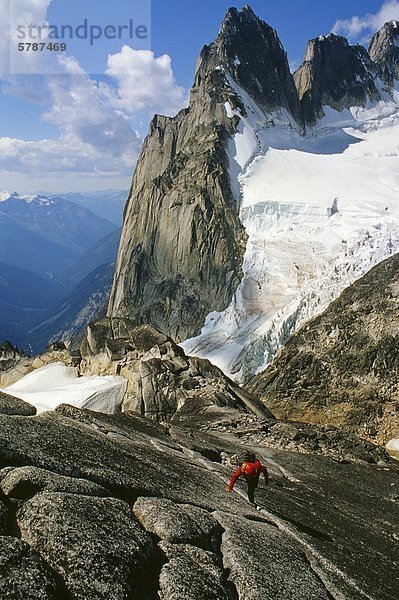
[
  {"xmin": 182, "ymin": 82, "xmax": 399, "ymax": 382},
  {"xmin": 1, "ymin": 362, "xmax": 127, "ymax": 414}
]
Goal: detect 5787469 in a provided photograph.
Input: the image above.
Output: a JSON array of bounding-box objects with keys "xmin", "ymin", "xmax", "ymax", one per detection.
[{"xmin": 18, "ymin": 42, "xmax": 67, "ymax": 51}]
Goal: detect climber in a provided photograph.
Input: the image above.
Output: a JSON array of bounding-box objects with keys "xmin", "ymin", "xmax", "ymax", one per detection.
[{"xmin": 225, "ymin": 451, "xmax": 269, "ymax": 506}]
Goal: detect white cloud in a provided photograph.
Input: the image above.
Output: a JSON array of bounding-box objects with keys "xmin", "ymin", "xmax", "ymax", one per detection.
[
  {"xmin": 0, "ymin": 0, "xmax": 55, "ymax": 76},
  {"xmin": 106, "ymin": 46, "xmax": 187, "ymax": 117},
  {"xmin": 43, "ymin": 55, "xmax": 141, "ymax": 161},
  {"xmin": 333, "ymin": 0, "xmax": 399, "ymax": 41},
  {"xmin": 0, "ymin": 3, "xmax": 188, "ymax": 190}
]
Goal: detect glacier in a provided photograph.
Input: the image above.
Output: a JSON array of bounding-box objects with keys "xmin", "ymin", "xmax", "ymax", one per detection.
[{"xmin": 182, "ymin": 81, "xmax": 399, "ymax": 382}]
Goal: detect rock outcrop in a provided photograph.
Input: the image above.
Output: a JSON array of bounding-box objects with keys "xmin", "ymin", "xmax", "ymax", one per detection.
[
  {"xmin": 369, "ymin": 20, "xmax": 399, "ymax": 86},
  {"xmin": 0, "ymin": 341, "xmax": 24, "ymax": 375},
  {"xmin": 78, "ymin": 317, "xmax": 271, "ymax": 421},
  {"xmin": 202, "ymin": 414, "xmax": 389, "ymax": 465},
  {"xmin": 294, "ymin": 33, "xmax": 381, "ymax": 124},
  {"xmin": 0, "ymin": 404, "xmax": 397, "ymax": 599},
  {"xmin": 1, "ymin": 317, "xmax": 272, "ymax": 422},
  {"xmin": 0, "ymin": 391, "xmax": 36, "ymax": 416},
  {"xmin": 248, "ymin": 254, "xmax": 399, "ymax": 445},
  {"xmin": 107, "ymin": 6, "xmax": 302, "ymax": 342},
  {"xmin": 0, "ymin": 341, "xmax": 78, "ymax": 388}
]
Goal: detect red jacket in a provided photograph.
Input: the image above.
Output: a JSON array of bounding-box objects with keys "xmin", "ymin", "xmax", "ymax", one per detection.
[{"xmin": 228, "ymin": 459, "xmax": 269, "ymax": 491}]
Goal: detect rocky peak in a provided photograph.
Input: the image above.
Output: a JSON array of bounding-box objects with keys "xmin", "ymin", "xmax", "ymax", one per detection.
[
  {"xmin": 294, "ymin": 32, "xmax": 380, "ymax": 124},
  {"xmin": 108, "ymin": 6, "xmax": 305, "ymax": 342},
  {"xmin": 369, "ymin": 20, "xmax": 399, "ymax": 86},
  {"xmin": 193, "ymin": 5, "xmax": 302, "ymax": 122}
]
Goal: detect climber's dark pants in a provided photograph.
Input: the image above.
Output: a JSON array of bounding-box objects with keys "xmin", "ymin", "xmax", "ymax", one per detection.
[{"xmin": 245, "ymin": 474, "xmax": 260, "ymax": 503}]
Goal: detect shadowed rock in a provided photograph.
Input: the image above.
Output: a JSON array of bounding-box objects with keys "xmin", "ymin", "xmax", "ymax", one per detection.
[
  {"xmin": 0, "ymin": 391, "xmax": 36, "ymax": 416},
  {"xmin": 294, "ymin": 33, "xmax": 380, "ymax": 124},
  {"xmin": 17, "ymin": 492, "xmax": 155, "ymax": 600},
  {"xmin": 369, "ymin": 20, "xmax": 399, "ymax": 86},
  {"xmin": 0, "ymin": 536, "xmax": 59, "ymax": 599}
]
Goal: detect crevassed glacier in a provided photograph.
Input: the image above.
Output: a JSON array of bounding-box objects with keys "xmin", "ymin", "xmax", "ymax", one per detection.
[{"xmin": 182, "ymin": 80, "xmax": 399, "ymax": 383}]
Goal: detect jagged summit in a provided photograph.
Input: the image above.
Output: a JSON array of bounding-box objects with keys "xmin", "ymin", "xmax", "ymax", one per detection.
[
  {"xmin": 369, "ymin": 19, "xmax": 399, "ymax": 86},
  {"xmin": 198, "ymin": 5, "xmax": 302, "ymax": 122},
  {"xmin": 108, "ymin": 5, "xmax": 303, "ymax": 341},
  {"xmin": 108, "ymin": 7, "xmax": 399, "ymax": 380},
  {"xmin": 294, "ymin": 32, "xmax": 380, "ymax": 124}
]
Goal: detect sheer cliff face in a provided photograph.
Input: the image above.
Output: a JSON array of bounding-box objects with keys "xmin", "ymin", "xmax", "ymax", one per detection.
[
  {"xmin": 107, "ymin": 6, "xmax": 301, "ymax": 341},
  {"xmin": 294, "ymin": 33, "xmax": 381, "ymax": 124},
  {"xmin": 369, "ymin": 20, "xmax": 399, "ymax": 86}
]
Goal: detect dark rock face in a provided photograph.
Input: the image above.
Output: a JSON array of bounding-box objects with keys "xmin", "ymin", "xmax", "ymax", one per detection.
[
  {"xmin": 199, "ymin": 5, "xmax": 302, "ymax": 121},
  {"xmin": 0, "ymin": 404, "xmax": 397, "ymax": 599},
  {"xmin": 0, "ymin": 537, "xmax": 59, "ymax": 599},
  {"xmin": 0, "ymin": 391, "xmax": 36, "ymax": 416},
  {"xmin": 248, "ymin": 254, "xmax": 399, "ymax": 445},
  {"xmin": 107, "ymin": 6, "xmax": 303, "ymax": 342},
  {"xmin": 0, "ymin": 341, "xmax": 24, "ymax": 374},
  {"xmin": 369, "ymin": 20, "xmax": 399, "ymax": 86},
  {"xmin": 18, "ymin": 492, "xmax": 156, "ymax": 599},
  {"xmin": 294, "ymin": 33, "xmax": 381, "ymax": 124},
  {"xmin": 0, "ymin": 500, "xmax": 8, "ymax": 535},
  {"xmin": 0, "ymin": 465, "xmax": 109, "ymax": 500}
]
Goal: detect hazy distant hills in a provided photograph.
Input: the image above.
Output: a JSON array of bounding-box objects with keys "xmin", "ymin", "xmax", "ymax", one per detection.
[
  {"xmin": 55, "ymin": 190, "xmax": 127, "ymax": 226},
  {"xmin": 56, "ymin": 228, "xmax": 121, "ymax": 290},
  {"xmin": 0, "ymin": 262, "xmax": 65, "ymax": 348},
  {"xmin": 23, "ymin": 262, "xmax": 115, "ymax": 354},
  {"xmin": 0, "ymin": 192, "xmax": 118, "ymax": 278},
  {"xmin": 0, "ymin": 191, "xmax": 124, "ymax": 351}
]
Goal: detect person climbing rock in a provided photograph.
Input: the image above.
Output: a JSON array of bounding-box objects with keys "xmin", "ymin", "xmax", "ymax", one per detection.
[{"xmin": 226, "ymin": 451, "xmax": 269, "ymax": 506}]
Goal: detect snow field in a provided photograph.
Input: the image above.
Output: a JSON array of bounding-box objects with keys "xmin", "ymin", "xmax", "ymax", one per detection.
[
  {"xmin": 182, "ymin": 78, "xmax": 399, "ymax": 381},
  {"xmin": 1, "ymin": 362, "xmax": 127, "ymax": 414}
]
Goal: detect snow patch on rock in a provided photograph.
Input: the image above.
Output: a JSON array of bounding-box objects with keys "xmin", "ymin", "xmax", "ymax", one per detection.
[
  {"xmin": 1, "ymin": 362, "xmax": 127, "ymax": 414},
  {"xmin": 386, "ymin": 438, "xmax": 399, "ymax": 461}
]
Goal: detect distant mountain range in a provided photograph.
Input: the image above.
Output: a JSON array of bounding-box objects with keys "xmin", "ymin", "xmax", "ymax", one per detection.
[
  {"xmin": 0, "ymin": 191, "xmax": 123, "ymax": 351},
  {"xmin": 53, "ymin": 190, "xmax": 128, "ymax": 226},
  {"xmin": 0, "ymin": 192, "xmax": 117, "ymax": 279}
]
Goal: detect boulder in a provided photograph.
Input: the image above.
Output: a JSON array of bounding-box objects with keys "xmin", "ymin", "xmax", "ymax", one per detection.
[
  {"xmin": 0, "ymin": 465, "xmax": 109, "ymax": 500},
  {"xmin": 17, "ymin": 492, "xmax": 156, "ymax": 600},
  {"xmin": 79, "ymin": 318, "xmax": 272, "ymax": 422},
  {"xmin": 0, "ymin": 536, "xmax": 58, "ymax": 599},
  {"xmin": 0, "ymin": 391, "xmax": 36, "ymax": 416},
  {"xmin": 133, "ymin": 497, "xmax": 221, "ymax": 549},
  {"xmin": 159, "ymin": 541, "xmax": 234, "ymax": 600}
]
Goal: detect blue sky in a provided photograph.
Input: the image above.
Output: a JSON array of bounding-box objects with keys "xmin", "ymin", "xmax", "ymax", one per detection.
[{"xmin": 0, "ymin": 0, "xmax": 398, "ymax": 193}]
